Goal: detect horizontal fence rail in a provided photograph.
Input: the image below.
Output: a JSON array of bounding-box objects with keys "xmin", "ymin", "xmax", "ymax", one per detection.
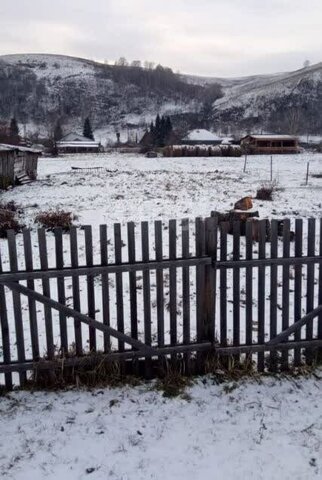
[{"xmin": 0, "ymin": 216, "xmax": 321, "ymax": 390}]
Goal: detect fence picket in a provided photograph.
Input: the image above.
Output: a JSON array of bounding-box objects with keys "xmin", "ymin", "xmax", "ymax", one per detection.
[
  {"xmin": 220, "ymin": 223, "xmax": 228, "ymax": 346},
  {"xmin": 318, "ymin": 219, "xmax": 322, "ymax": 353},
  {"xmin": 155, "ymin": 220, "xmax": 165, "ymax": 368},
  {"xmin": 0, "ymin": 244, "xmax": 12, "ymax": 389},
  {"xmin": 84, "ymin": 225, "xmax": 96, "ymax": 352},
  {"xmin": 169, "ymin": 219, "xmax": 177, "ymax": 350},
  {"xmin": 195, "ymin": 217, "xmax": 205, "ymax": 371},
  {"xmin": 203, "ymin": 217, "xmax": 217, "ymax": 342},
  {"xmin": 281, "ymin": 219, "xmax": 291, "ymax": 370},
  {"xmin": 269, "ymin": 220, "xmax": 278, "ymax": 371},
  {"xmin": 233, "ymin": 222, "xmax": 241, "ymax": 362},
  {"xmin": 141, "ymin": 222, "xmax": 152, "ymax": 377},
  {"xmin": 257, "ymin": 220, "xmax": 266, "ymax": 372},
  {"xmin": 294, "ymin": 219, "xmax": 303, "ymax": 366},
  {"xmin": 182, "ymin": 218, "xmax": 191, "ymax": 373},
  {"xmin": 114, "ymin": 223, "xmax": 124, "ymax": 352},
  {"xmin": 100, "ymin": 225, "xmax": 110, "ymax": 353},
  {"xmin": 23, "ymin": 229, "xmax": 39, "ymax": 360},
  {"xmin": 54, "ymin": 228, "xmax": 68, "ymax": 355},
  {"xmin": 306, "ymin": 218, "xmax": 316, "ymax": 363},
  {"xmin": 7, "ymin": 230, "xmax": 26, "ymax": 385},
  {"xmin": 127, "ymin": 223, "xmax": 137, "ymax": 343},
  {"xmin": 38, "ymin": 229, "xmax": 54, "ymax": 360},
  {"xmin": 70, "ymin": 227, "xmax": 82, "ymax": 356},
  {"xmin": 245, "ymin": 221, "xmax": 253, "ymax": 349}
]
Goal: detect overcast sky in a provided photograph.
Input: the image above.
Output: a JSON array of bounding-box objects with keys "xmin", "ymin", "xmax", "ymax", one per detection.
[{"xmin": 1, "ymin": 0, "xmax": 322, "ymax": 77}]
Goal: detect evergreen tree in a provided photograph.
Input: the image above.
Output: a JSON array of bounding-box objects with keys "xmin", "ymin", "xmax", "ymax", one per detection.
[
  {"xmin": 54, "ymin": 120, "xmax": 63, "ymax": 141},
  {"xmin": 9, "ymin": 118, "xmax": 19, "ymax": 139},
  {"xmin": 83, "ymin": 117, "xmax": 94, "ymax": 140}
]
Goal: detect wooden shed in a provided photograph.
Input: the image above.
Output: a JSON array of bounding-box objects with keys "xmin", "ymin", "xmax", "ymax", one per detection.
[
  {"xmin": 0, "ymin": 144, "xmax": 40, "ymax": 189},
  {"xmin": 240, "ymin": 134, "xmax": 299, "ymax": 154}
]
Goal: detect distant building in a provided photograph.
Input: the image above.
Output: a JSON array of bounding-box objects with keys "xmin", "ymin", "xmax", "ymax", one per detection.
[
  {"xmin": 181, "ymin": 129, "xmax": 221, "ymax": 145},
  {"xmin": 0, "ymin": 143, "xmax": 40, "ymax": 189},
  {"xmin": 56, "ymin": 133, "xmax": 101, "ymax": 153},
  {"xmin": 240, "ymin": 134, "xmax": 299, "ymax": 154}
]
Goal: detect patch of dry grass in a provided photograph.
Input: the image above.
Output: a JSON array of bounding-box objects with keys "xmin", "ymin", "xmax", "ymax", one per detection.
[{"xmin": 35, "ymin": 210, "xmax": 76, "ymax": 231}]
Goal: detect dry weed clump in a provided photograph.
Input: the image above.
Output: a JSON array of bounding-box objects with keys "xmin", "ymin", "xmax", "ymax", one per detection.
[
  {"xmin": 0, "ymin": 202, "xmax": 24, "ymax": 238},
  {"xmin": 256, "ymin": 185, "xmax": 274, "ymax": 201},
  {"xmin": 35, "ymin": 209, "xmax": 76, "ymax": 231}
]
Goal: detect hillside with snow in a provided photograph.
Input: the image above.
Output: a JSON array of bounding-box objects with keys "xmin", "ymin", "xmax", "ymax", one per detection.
[{"xmin": 1, "ymin": 53, "xmax": 322, "ymax": 139}]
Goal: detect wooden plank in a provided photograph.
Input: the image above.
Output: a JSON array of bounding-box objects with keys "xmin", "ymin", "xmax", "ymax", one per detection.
[
  {"xmin": 281, "ymin": 219, "xmax": 290, "ymax": 370},
  {"xmin": 196, "ymin": 217, "xmax": 205, "ymax": 343},
  {"xmin": 127, "ymin": 222, "xmax": 138, "ymax": 343},
  {"xmin": 38, "ymin": 229, "xmax": 54, "ymax": 359},
  {"xmin": 0, "ymin": 255, "xmax": 321, "ymax": 284},
  {"xmin": 23, "ymin": 229, "xmax": 40, "ymax": 360},
  {"xmin": 169, "ymin": 219, "xmax": 177, "ymax": 348},
  {"xmin": 232, "ymin": 222, "xmax": 241, "ymax": 354},
  {"xmin": 195, "ymin": 217, "xmax": 205, "ymax": 372},
  {"xmin": 155, "ymin": 221, "xmax": 164, "ymax": 348},
  {"xmin": 319, "ymin": 219, "xmax": 322, "ymax": 349},
  {"xmin": 100, "ymin": 225, "xmax": 110, "ymax": 352},
  {"xmin": 141, "ymin": 222, "xmax": 152, "ymax": 377},
  {"xmin": 203, "ymin": 217, "xmax": 217, "ymax": 342},
  {"xmin": 5, "ymin": 338, "xmax": 322, "ymax": 375},
  {"xmin": 54, "ymin": 228, "xmax": 68, "ymax": 355},
  {"xmin": 294, "ymin": 219, "xmax": 303, "ymax": 366},
  {"xmin": 245, "ymin": 221, "xmax": 253, "ymax": 348},
  {"xmin": 84, "ymin": 225, "xmax": 96, "ymax": 352},
  {"xmin": 114, "ymin": 223, "xmax": 124, "ymax": 352},
  {"xmin": 182, "ymin": 218, "xmax": 191, "ymax": 372},
  {"xmin": 0, "ymin": 244, "xmax": 12, "ymax": 389},
  {"xmin": 7, "ymin": 230, "xmax": 26, "ymax": 385},
  {"xmin": 267, "ymin": 304, "xmax": 322, "ymax": 345},
  {"xmin": 269, "ymin": 220, "xmax": 278, "ymax": 371},
  {"xmin": 70, "ymin": 227, "xmax": 82, "ymax": 356},
  {"xmin": 306, "ymin": 218, "xmax": 316, "ymax": 363},
  {"xmin": 257, "ymin": 220, "xmax": 266, "ymax": 372},
  {"xmin": 5, "ymin": 281, "xmax": 158, "ymax": 354},
  {"xmin": 220, "ymin": 222, "xmax": 228, "ymax": 347}
]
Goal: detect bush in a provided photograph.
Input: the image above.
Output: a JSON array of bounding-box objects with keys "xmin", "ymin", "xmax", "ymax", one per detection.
[
  {"xmin": 35, "ymin": 210, "xmax": 76, "ymax": 231},
  {"xmin": 0, "ymin": 209, "xmax": 24, "ymax": 238},
  {"xmin": 256, "ymin": 186, "xmax": 274, "ymax": 201},
  {"xmin": 0, "ymin": 201, "xmax": 19, "ymax": 212}
]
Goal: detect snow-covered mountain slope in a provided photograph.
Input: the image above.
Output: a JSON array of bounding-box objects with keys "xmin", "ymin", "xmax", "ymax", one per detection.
[
  {"xmin": 0, "ymin": 54, "xmax": 203, "ymax": 138},
  {"xmin": 1, "ymin": 53, "xmax": 322, "ymax": 137}
]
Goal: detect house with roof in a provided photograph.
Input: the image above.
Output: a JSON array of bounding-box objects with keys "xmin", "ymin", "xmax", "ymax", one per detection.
[
  {"xmin": 240, "ymin": 134, "xmax": 299, "ymax": 154},
  {"xmin": 56, "ymin": 133, "xmax": 102, "ymax": 154},
  {"xmin": 181, "ymin": 129, "xmax": 222, "ymax": 146}
]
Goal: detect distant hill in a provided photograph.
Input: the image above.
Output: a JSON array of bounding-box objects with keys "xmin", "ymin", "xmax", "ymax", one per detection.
[{"xmin": 0, "ymin": 53, "xmax": 322, "ymax": 141}]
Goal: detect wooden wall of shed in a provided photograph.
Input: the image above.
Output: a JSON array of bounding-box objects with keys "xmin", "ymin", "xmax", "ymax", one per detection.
[
  {"xmin": 0, "ymin": 152, "xmax": 15, "ymax": 189},
  {"xmin": 25, "ymin": 153, "xmax": 38, "ymax": 180}
]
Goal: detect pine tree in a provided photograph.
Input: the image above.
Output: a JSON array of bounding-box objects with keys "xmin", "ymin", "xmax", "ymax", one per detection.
[
  {"xmin": 9, "ymin": 118, "xmax": 19, "ymax": 139},
  {"xmin": 54, "ymin": 121, "xmax": 63, "ymax": 141},
  {"xmin": 83, "ymin": 117, "xmax": 94, "ymax": 140}
]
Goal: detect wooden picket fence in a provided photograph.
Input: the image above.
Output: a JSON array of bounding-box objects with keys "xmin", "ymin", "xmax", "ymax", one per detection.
[{"xmin": 0, "ymin": 216, "xmax": 322, "ymax": 390}]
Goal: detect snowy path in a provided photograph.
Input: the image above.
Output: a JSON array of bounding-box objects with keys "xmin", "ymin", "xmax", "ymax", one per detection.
[{"xmin": 1, "ymin": 374, "xmax": 322, "ymax": 479}]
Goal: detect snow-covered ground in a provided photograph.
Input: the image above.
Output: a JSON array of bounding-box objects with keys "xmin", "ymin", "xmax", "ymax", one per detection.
[
  {"xmin": 1, "ymin": 374, "xmax": 322, "ymax": 480},
  {"xmin": 0, "ymin": 152, "xmax": 322, "ymax": 374},
  {"xmin": 1, "ymin": 153, "xmax": 322, "ymax": 479}
]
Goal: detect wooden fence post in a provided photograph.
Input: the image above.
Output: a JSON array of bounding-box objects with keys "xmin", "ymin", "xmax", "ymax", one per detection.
[{"xmin": 202, "ymin": 217, "xmax": 218, "ymax": 343}]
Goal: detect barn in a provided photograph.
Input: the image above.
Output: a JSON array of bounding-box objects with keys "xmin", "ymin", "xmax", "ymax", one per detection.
[
  {"xmin": 0, "ymin": 144, "xmax": 40, "ymax": 189},
  {"xmin": 56, "ymin": 133, "xmax": 101, "ymax": 154},
  {"xmin": 240, "ymin": 134, "xmax": 299, "ymax": 154}
]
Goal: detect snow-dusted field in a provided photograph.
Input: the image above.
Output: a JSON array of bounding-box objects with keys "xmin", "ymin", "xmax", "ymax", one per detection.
[
  {"xmin": 1, "ymin": 374, "xmax": 322, "ymax": 480},
  {"xmin": 0, "ymin": 152, "xmax": 322, "ymax": 368},
  {"xmin": 1, "ymin": 153, "xmax": 322, "ymax": 479}
]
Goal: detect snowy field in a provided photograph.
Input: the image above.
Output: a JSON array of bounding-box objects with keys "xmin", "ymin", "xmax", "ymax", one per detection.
[
  {"xmin": 0, "ymin": 152, "xmax": 322, "ymax": 367},
  {"xmin": 1, "ymin": 374, "xmax": 322, "ymax": 480},
  {"xmin": 1, "ymin": 153, "xmax": 322, "ymax": 480}
]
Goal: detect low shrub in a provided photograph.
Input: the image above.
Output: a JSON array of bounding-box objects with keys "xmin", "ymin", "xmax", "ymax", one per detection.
[
  {"xmin": 35, "ymin": 210, "xmax": 76, "ymax": 231},
  {"xmin": 0, "ymin": 209, "xmax": 24, "ymax": 237},
  {"xmin": 256, "ymin": 185, "xmax": 274, "ymax": 201}
]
